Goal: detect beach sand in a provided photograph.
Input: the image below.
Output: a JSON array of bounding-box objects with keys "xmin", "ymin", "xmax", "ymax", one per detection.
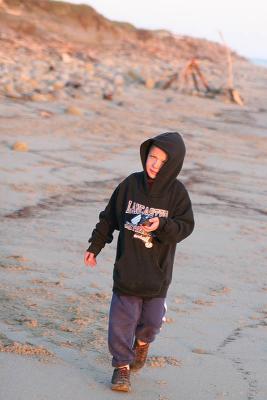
[{"xmin": 1, "ymin": 59, "xmax": 267, "ymax": 399}]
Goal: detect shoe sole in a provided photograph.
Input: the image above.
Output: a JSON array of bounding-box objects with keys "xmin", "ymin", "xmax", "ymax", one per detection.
[{"xmin": 111, "ymin": 384, "xmax": 131, "ymax": 392}]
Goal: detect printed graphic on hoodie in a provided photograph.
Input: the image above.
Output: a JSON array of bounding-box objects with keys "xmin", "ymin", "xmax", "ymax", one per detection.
[{"xmin": 125, "ymin": 200, "xmax": 168, "ymax": 248}]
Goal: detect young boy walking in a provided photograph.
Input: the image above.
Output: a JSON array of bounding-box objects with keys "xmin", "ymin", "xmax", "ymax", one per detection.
[{"xmin": 84, "ymin": 132, "xmax": 194, "ymax": 392}]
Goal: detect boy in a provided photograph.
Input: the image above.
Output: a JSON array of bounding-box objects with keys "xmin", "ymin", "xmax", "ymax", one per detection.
[{"xmin": 84, "ymin": 132, "xmax": 194, "ymax": 392}]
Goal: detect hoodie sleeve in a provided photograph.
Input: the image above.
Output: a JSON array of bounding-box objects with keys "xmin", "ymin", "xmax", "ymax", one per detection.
[
  {"xmin": 87, "ymin": 185, "xmax": 120, "ymax": 256},
  {"xmin": 155, "ymin": 186, "xmax": 194, "ymax": 244}
]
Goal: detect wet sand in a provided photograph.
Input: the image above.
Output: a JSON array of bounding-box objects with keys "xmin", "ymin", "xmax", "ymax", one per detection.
[{"xmin": 1, "ymin": 60, "xmax": 267, "ymax": 399}]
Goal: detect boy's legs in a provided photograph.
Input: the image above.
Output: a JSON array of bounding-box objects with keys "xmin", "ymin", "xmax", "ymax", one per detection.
[
  {"xmin": 130, "ymin": 297, "xmax": 166, "ymax": 371},
  {"xmin": 108, "ymin": 294, "xmax": 166, "ymax": 377},
  {"xmin": 108, "ymin": 293, "xmax": 142, "ymax": 368},
  {"xmin": 135, "ymin": 297, "xmax": 166, "ymax": 343}
]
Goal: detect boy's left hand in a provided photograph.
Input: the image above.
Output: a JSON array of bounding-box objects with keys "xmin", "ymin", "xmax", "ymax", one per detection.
[{"xmin": 142, "ymin": 217, "xmax": 159, "ymax": 232}]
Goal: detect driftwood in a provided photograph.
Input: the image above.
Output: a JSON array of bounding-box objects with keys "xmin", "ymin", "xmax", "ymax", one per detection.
[
  {"xmin": 162, "ymin": 55, "xmax": 244, "ymax": 105},
  {"xmin": 179, "ymin": 58, "xmax": 211, "ymax": 92},
  {"xmin": 162, "ymin": 73, "xmax": 178, "ymax": 90},
  {"xmin": 162, "ymin": 58, "xmax": 214, "ymax": 94},
  {"xmin": 219, "ymin": 32, "xmax": 244, "ymax": 106},
  {"xmin": 227, "ymin": 88, "xmax": 244, "ymax": 106}
]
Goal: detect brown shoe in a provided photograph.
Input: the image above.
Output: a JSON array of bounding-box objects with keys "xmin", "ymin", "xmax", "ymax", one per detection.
[
  {"xmin": 111, "ymin": 366, "xmax": 131, "ymax": 392},
  {"xmin": 130, "ymin": 340, "xmax": 150, "ymax": 371}
]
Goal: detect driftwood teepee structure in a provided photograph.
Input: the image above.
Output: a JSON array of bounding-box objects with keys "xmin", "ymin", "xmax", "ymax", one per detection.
[{"xmin": 162, "ymin": 33, "xmax": 244, "ymax": 106}]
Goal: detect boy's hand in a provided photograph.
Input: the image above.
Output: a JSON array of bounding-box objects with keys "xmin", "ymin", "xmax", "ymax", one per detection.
[
  {"xmin": 142, "ymin": 217, "xmax": 159, "ymax": 232},
  {"xmin": 84, "ymin": 251, "xmax": 97, "ymax": 267}
]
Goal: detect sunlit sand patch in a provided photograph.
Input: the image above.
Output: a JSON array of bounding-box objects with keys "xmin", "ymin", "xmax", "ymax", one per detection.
[
  {"xmin": 174, "ymin": 296, "xmax": 186, "ymax": 304},
  {"xmin": 193, "ymin": 299, "xmax": 215, "ymax": 306},
  {"xmin": 65, "ymin": 295, "xmax": 80, "ymax": 304},
  {"xmin": 0, "ymin": 263, "xmax": 31, "ymax": 271},
  {"xmin": 209, "ymin": 286, "xmax": 232, "ymax": 296},
  {"xmin": 31, "ymin": 278, "xmax": 63, "ymax": 288},
  {"xmin": 9, "ymin": 183, "xmax": 37, "ymax": 193},
  {"xmin": 0, "ymin": 334, "xmax": 54, "ymax": 360},
  {"xmin": 25, "ymin": 319, "xmax": 38, "ymax": 328},
  {"xmin": 23, "ymin": 287, "xmax": 56, "ymax": 299},
  {"xmin": 71, "ymin": 317, "xmax": 93, "ymax": 327},
  {"xmin": 89, "ymin": 282, "xmax": 101, "ymax": 289},
  {"xmin": 1, "ymin": 255, "xmax": 32, "ymax": 272},
  {"xmin": 146, "ymin": 356, "xmax": 182, "ymax": 368},
  {"xmin": 59, "ymin": 325, "xmax": 73, "ymax": 333},
  {"xmin": 7, "ymin": 255, "xmax": 29, "ymax": 262},
  {"xmin": 59, "ymin": 341, "xmax": 78, "ymax": 349},
  {"xmin": 164, "ymin": 317, "xmax": 174, "ymax": 324},
  {"xmin": 169, "ymin": 306, "xmax": 191, "ymax": 315},
  {"xmin": 86, "ymin": 292, "xmax": 110, "ymax": 304},
  {"xmin": 87, "ymin": 334, "xmax": 107, "ymax": 351},
  {"xmin": 95, "ymin": 352, "xmax": 111, "ymax": 366},
  {"xmin": 192, "ymin": 348, "xmax": 211, "ymax": 355},
  {"xmin": 156, "ymin": 380, "xmax": 167, "ymax": 385}
]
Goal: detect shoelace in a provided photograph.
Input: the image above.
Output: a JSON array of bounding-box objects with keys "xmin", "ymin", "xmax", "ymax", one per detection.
[
  {"xmin": 118, "ymin": 367, "xmax": 129, "ymax": 379},
  {"xmin": 136, "ymin": 343, "xmax": 149, "ymax": 361}
]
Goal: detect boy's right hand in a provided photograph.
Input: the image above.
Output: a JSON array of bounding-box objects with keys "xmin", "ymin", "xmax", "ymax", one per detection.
[{"xmin": 84, "ymin": 251, "xmax": 97, "ymax": 268}]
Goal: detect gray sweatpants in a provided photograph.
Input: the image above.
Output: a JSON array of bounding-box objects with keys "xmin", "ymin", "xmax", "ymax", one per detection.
[{"xmin": 108, "ymin": 292, "xmax": 166, "ymax": 367}]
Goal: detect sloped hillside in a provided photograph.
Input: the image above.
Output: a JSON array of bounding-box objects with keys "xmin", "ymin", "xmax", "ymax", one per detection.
[{"xmin": 0, "ymin": 0, "xmax": 242, "ymax": 62}]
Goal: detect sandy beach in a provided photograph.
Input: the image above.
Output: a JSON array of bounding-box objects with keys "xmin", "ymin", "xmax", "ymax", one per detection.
[
  {"xmin": 1, "ymin": 1, "xmax": 267, "ymax": 399},
  {"xmin": 1, "ymin": 60, "xmax": 267, "ymax": 399}
]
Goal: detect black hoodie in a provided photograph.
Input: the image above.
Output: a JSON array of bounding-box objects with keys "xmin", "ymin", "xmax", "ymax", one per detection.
[{"xmin": 88, "ymin": 132, "xmax": 194, "ymax": 298}]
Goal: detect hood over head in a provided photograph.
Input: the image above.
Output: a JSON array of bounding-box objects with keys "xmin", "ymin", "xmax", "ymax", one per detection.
[{"xmin": 140, "ymin": 132, "xmax": 186, "ymax": 195}]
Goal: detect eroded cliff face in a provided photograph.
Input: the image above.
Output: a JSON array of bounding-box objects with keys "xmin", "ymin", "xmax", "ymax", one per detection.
[{"xmin": 0, "ymin": 0, "xmax": 242, "ymax": 62}]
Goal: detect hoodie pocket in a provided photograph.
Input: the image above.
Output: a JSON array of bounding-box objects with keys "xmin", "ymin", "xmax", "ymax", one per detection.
[{"xmin": 113, "ymin": 248, "xmax": 166, "ymax": 296}]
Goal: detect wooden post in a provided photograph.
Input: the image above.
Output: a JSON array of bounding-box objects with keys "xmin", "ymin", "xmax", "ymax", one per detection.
[
  {"xmin": 219, "ymin": 31, "xmax": 244, "ymax": 105},
  {"xmin": 219, "ymin": 31, "xmax": 233, "ymax": 89}
]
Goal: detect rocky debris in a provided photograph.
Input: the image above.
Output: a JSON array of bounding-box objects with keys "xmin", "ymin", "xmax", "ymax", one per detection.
[
  {"xmin": 102, "ymin": 91, "xmax": 113, "ymax": 101},
  {"xmin": 1, "ymin": 50, "xmax": 241, "ymax": 104},
  {"xmin": 0, "ymin": 0, "xmax": 247, "ymax": 104},
  {"xmin": 30, "ymin": 93, "xmax": 55, "ymax": 102},
  {"xmin": 145, "ymin": 78, "xmax": 155, "ymax": 90},
  {"xmin": 39, "ymin": 110, "xmax": 54, "ymax": 118},
  {"xmin": 12, "ymin": 141, "xmax": 29, "ymax": 152},
  {"xmin": 65, "ymin": 106, "xmax": 84, "ymax": 116},
  {"xmin": 3, "ymin": 82, "xmax": 21, "ymax": 99}
]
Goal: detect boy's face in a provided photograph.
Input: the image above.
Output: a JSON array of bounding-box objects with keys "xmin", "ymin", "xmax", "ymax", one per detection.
[{"xmin": 146, "ymin": 145, "xmax": 168, "ymax": 179}]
